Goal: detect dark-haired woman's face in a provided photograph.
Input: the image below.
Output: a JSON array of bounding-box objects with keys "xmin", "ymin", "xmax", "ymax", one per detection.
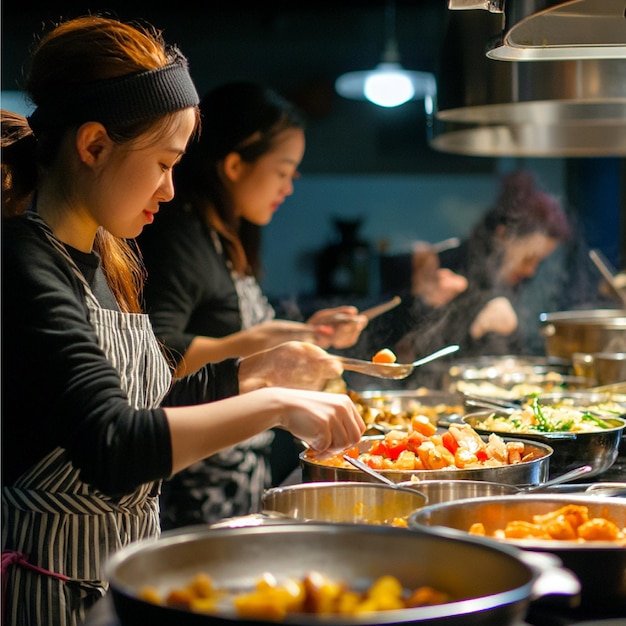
[
  {"xmin": 228, "ymin": 127, "xmax": 305, "ymax": 226},
  {"xmin": 498, "ymin": 232, "xmax": 558, "ymax": 286}
]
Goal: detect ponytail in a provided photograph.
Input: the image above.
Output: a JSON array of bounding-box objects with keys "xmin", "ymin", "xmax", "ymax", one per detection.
[{"xmin": 1, "ymin": 109, "xmax": 37, "ymax": 218}]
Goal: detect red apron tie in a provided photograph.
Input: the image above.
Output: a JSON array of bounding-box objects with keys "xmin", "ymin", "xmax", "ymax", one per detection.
[{"xmin": 2, "ymin": 550, "xmax": 70, "ymax": 625}]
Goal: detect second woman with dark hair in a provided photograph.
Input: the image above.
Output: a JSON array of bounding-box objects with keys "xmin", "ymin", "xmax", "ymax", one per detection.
[{"xmin": 138, "ymin": 81, "xmax": 368, "ymax": 527}]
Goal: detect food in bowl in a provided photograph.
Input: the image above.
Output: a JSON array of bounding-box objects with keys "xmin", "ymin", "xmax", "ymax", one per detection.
[
  {"xmin": 318, "ymin": 420, "xmax": 537, "ymax": 472},
  {"xmin": 139, "ymin": 570, "xmax": 452, "ymax": 619},
  {"xmin": 468, "ymin": 503, "xmax": 626, "ymax": 544},
  {"xmin": 347, "ymin": 389, "xmax": 464, "ymax": 431},
  {"xmin": 453, "ymin": 374, "xmax": 591, "ymax": 400},
  {"xmin": 477, "ymin": 397, "xmax": 622, "ymax": 435},
  {"xmin": 409, "ymin": 495, "xmax": 626, "ymax": 612}
]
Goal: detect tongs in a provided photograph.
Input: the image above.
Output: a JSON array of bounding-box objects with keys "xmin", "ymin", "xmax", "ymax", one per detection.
[
  {"xmin": 463, "ymin": 394, "xmax": 521, "ymax": 413},
  {"xmin": 337, "ymin": 344, "xmax": 460, "ymax": 380}
]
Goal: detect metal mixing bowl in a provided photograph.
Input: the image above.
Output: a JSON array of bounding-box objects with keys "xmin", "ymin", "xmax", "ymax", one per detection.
[
  {"xmin": 300, "ymin": 438, "xmax": 553, "ymax": 486},
  {"xmin": 461, "ymin": 410, "xmax": 626, "ymax": 479},
  {"xmin": 106, "ymin": 523, "xmax": 579, "ymax": 625},
  {"xmin": 261, "ymin": 481, "xmax": 427, "ymax": 525},
  {"xmin": 409, "ymin": 494, "xmax": 626, "ymax": 613}
]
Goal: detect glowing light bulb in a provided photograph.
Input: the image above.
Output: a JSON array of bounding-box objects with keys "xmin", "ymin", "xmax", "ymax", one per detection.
[{"xmin": 364, "ymin": 67, "xmax": 416, "ymax": 107}]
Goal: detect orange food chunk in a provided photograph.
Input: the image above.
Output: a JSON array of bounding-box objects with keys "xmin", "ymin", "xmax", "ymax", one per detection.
[
  {"xmin": 411, "ymin": 414, "xmax": 437, "ymax": 437},
  {"xmin": 372, "ymin": 348, "xmax": 397, "ymax": 363}
]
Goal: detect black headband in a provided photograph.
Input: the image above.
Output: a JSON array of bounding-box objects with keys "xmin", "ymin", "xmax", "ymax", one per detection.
[{"xmin": 27, "ymin": 58, "xmax": 199, "ymax": 134}]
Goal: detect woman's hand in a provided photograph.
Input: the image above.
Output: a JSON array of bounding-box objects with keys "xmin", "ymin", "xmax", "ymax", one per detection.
[
  {"xmin": 411, "ymin": 243, "xmax": 468, "ymax": 307},
  {"xmin": 307, "ymin": 306, "xmax": 368, "ymax": 349},
  {"xmin": 238, "ymin": 341, "xmax": 344, "ymax": 393},
  {"xmin": 167, "ymin": 383, "xmax": 366, "ymax": 472},
  {"xmin": 270, "ymin": 387, "xmax": 365, "ymax": 454},
  {"xmin": 470, "ymin": 296, "xmax": 518, "ymax": 339}
]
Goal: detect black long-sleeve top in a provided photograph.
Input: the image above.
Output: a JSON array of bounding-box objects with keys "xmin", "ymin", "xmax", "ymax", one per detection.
[
  {"xmin": 1, "ymin": 216, "xmax": 239, "ymax": 495},
  {"xmin": 137, "ymin": 206, "xmax": 242, "ymax": 364}
]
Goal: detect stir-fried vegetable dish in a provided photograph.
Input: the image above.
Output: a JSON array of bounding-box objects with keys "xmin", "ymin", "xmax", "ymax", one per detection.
[
  {"xmin": 478, "ymin": 397, "xmax": 621, "ymax": 434},
  {"xmin": 140, "ymin": 570, "xmax": 452, "ymax": 619},
  {"xmin": 311, "ymin": 419, "xmax": 537, "ymax": 471}
]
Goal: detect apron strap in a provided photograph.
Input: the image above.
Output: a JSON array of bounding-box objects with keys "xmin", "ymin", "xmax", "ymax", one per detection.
[{"xmin": 2, "ymin": 550, "xmax": 70, "ymax": 626}]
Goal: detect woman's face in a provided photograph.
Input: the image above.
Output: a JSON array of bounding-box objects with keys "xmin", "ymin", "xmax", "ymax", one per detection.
[
  {"xmin": 497, "ymin": 231, "xmax": 559, "ymax": 286},
  {"xmin": 93, "ymin": 108, "xmax": 197, "ymax": 240},
  {"xmin": 227, "ymin": 127, "xmax": 305, "ymax": 226}
]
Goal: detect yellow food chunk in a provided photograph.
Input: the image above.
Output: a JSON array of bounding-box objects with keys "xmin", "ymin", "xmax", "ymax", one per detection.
[{"xmin": 138, "ymin": 586, "xmax": 161, "ymax": 605}]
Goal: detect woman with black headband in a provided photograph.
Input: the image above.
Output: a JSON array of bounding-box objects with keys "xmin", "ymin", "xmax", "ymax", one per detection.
[{"xmin": 1, "ymin": 16, "xmax": 364, "ymax": 625}]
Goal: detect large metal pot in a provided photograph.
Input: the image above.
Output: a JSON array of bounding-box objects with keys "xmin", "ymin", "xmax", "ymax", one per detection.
[
  {"xmin": 300, "ymin": 438, "xmax": 553, "ymax": 486},
  {"xmin": 459, "ymin": 410, "xmax": 626, "ymax": 479},
  {"xmin": 573, "ymin": 352, "xmax": 626, "ymax": 386},
  {"xmin": 409, "ymin": 495, "xmax": 626, "ymax": 614},
  {"xmin": 539, "ymin": 309, "xmax": 626, "ymax": 359},
  {"xmin": 261, "ymin": 481, "xmax": 427, "ymax": 524},
  {"xmin": 106, "ymin": 523, "xmax": 579, "ymax": 625}
]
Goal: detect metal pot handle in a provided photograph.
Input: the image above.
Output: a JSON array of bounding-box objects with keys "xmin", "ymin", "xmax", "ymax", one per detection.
[{"xmin": 517, "ymin": 550, "xmax": 581, "ymax": 605}]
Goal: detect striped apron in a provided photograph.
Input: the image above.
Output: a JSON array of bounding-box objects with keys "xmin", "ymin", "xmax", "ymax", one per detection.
[
  {"xmin": 159, "ymin": 230, "xmax": 274, "ymax": 529},
  {"xmin": 2, "ymin": 214, "xmax": 172, "ymax": 626}
]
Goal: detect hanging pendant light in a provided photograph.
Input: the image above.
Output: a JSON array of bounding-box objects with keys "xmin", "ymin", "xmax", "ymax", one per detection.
[{"xmin": 335, "ymin": 0, "xmax": 436, "ymax": 108}]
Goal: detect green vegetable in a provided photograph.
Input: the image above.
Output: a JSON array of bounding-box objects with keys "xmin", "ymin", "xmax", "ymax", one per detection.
[
  {"xmin": 581, "ymin": 413, "xmax": 611, "ymax": 429},
  {"xmin": 531, "ymin": 397, "xmax": 551, "ymax": 432}
]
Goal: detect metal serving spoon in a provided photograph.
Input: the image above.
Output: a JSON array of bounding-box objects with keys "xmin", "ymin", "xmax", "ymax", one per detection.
[
  {"xmin": 337, "ymin": 344, "xmax": 460, "ymax": 380},
  {"xmin": 342, "ymin": 455, "xmax": 402, "ymax": 488}
]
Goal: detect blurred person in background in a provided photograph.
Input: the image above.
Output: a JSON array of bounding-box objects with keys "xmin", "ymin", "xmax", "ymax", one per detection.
[
  {"xmin": 394, "ymin": 170, "xmax": 572, "ymax": 382},
  {"xmin": 350, "ymin": 170, "xmax": 572, "ymax": 390},
  {"xmin": 138, "ymin": 81, "xmax": 368, "ymax": 528}
]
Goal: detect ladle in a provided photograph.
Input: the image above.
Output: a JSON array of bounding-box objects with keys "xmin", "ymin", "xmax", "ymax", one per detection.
[
  {"xmin": 343, "ymin": 454, "xmax": 594, "ymax": 493},
  {"xmin": 337, "ymin": 344, "xmax": 460, "ymax": 380}
]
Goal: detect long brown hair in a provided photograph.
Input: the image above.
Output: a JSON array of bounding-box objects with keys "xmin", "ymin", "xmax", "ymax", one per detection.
[{"xmin": 2, "ymin": 16, "xmax": 200, "ymax": 312}]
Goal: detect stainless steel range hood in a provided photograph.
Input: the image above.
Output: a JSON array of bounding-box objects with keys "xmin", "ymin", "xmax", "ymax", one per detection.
[
  {"xmin": 429, "ymin": 1, "xmax": 626, "ymax": 157},
  {"xmin": 451, "ymin": 0, "xmax": 626, "ymax": 60}
]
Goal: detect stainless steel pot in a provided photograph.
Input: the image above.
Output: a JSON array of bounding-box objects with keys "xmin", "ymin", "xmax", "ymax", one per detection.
[
  {"xmin": 409, "ymin": 494, "xmax": 626, "ymax": 613},
  {"xmin": 106, "ymin": 523, "xmax": 579, "ymax": 625},
  {"xmin": 459, "ymin": 410, "xmax": 626, "ymax": 479},
  {"xmin": 539, "ymin": 309, "xmax": 626, "ymax": 359},
  {"xmin": 573, "ymin": 351, "xmax": 626, "ymax": 386},
  {"xmin": 300, "ymin": 438, "xmax": 552, "ymax": 486},
  {"xmin": 261, "ymin": 481, "xmax": 427, "ymax": 524},
  {"xmin": 396, "ymin": 480, "xmax": 521, "ymax": 504}
]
